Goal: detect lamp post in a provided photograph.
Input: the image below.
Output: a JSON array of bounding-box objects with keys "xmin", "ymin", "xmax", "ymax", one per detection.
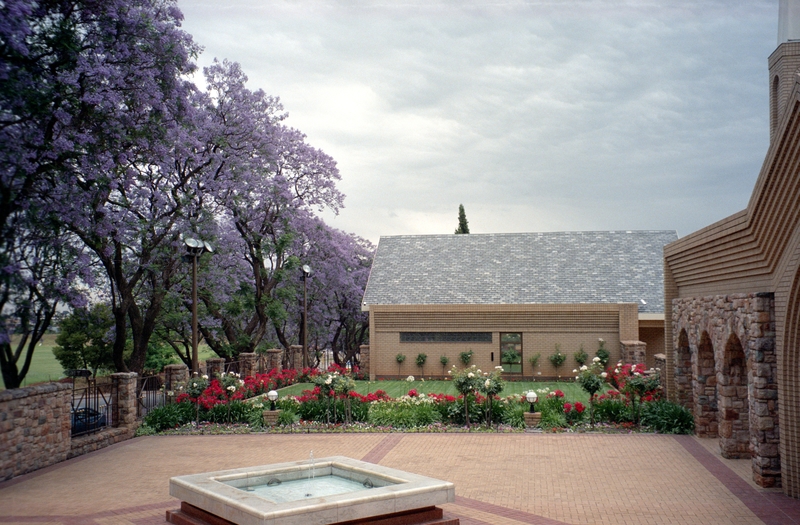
[
  {"xmin": 301, "ymin": 265, "xmax": 311, "ymax": 369},
  {"xmin": 267, "ymin": 390, "xmax": 279, "ymax": 411},
  {"xmin": 184, "ymin": 237, "xmax": 213, "ymax": 376},
  {"xmin": 525, "ymin": 390, "xmax": 538, "ymax": 413}
]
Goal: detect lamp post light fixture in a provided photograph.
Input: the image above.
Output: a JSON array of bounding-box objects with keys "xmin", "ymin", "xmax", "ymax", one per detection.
[
  {"xmin": 525, "ymin": 390, "xmax": 538, "ymax": 413},
  {"xmin": 301, "ymin": 264, "xmax": 311, "ymax": 369},
  {"xmin": 184, "ymin": 236, "xmax": 213, "ymax": 376},
  {"xmin": 267, "ymin": 390, "xmax": 279, "ymax": 411}
]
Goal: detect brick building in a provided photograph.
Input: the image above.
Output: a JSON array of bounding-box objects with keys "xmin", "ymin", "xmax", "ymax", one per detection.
[
  {"xmin": 362, "ymin": 230, "xmax": 676, "ymax": 381},
  {"xmin": 664, "ymin": 1, "xmax": 800, "ymax": 497}
]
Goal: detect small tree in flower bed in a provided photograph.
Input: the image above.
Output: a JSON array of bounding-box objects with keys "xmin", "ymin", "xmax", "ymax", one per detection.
[
  {"xmin": 574, "ymin": 357, "xmax": 608, "ymax": 424},
  {"xmin": 449, "ymin": 364, "xmax": 482, "ymax": 426},
  {"xmin": 478, "ymin": 366, "xmax": 505, "ymax": 426},
  {"xmin": 609, "ymin": 363, "xmax": 662, "ymax": 426}
]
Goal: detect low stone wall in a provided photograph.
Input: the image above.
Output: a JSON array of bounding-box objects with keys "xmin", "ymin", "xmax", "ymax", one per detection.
[
  {"xmin": 0, "ymin": 383, "xmax": 72, "ymax": 481},
  {"xmin": 68, "ymin": 427, "xmax": 134, "ymax": 459}
]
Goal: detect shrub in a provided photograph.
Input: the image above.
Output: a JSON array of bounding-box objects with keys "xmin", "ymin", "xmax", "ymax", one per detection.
[
  {"xmin": 592, "ymin": 391, "xmax": 632, "ymax": 424},
  {"xmin": 640, "ymin": 400, "xmax": 694, "ymax": 434},
  {"xmin": 142, "ymin": 402, "xmax": 195, "ymax": 431},
  {"xmin": 439, "ymin": 355, "xmax": 449, "ymax": 374},
  {"xmin": 205, "ymin": 400, "xmax": 258, "ymax": 424},
  {"xmin": 573, "ymin": 346, "xmax": 588, "ymax": 366},
  {"xmin": 528, "ymin": 352, "xmax": 541, "ymax": 370},
  {"xmin": 595, "ymin": 339, "xmax": 610, "ymax": 366},
  {"xmin": 367, "ymin": 397, "xmax": 441, "ymax": 428},
  {"xmin": 415, "ymin": 353, "xmax": 427, "ymax": 371},
  {"xmin": 548, "ymin": 346, "xmax": 566, "ymax": 371},
  {"xmin": 563, "ymin": 401, "xmax": 586, "ymax": 425},
  {"xmin": 459, "ymin": 350, "xmax": 474, "ymax": 366},
  {"xmin": 396, "ymin": 353, "xmax": 406, "ymax": 374},
  {"xmin": 501, "ymin": 400, "xmax": 527, "ymax": 428},
  {"xmin": 539, "ymin": 410, "xmax": 567, "ymax": 430}
]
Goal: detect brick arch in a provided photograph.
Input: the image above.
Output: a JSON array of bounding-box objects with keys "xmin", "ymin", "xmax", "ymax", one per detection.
[
  {"xmin": 782, "ymin": 263, "xmax": 800, "ymax": 497},
  {"xmin": 694, "ymin": 330, "xmax": 718, "ymax": 438},
  {"xmin": 719, "ymin": 334, "xmax": 749, "ymax": 458},
  {"xmin": 675, "ymin": 329, "xmax": 693, "ymax": 409}
]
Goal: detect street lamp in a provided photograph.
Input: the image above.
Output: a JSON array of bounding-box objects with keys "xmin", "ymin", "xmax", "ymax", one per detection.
[
  {"xmin": 525, "ymin": 390, "xmax": 538, "ymax": 413},
  {"xmin": 184, "ymin": 236, "xmax": 213, "ymax": 376},
  {"xmin": 267, "ymin": 390, "xmax": 279, "ymax": 411},
  {"xmin": 302, "ymin": 264, "xmax": 311, "ymax": 369}
]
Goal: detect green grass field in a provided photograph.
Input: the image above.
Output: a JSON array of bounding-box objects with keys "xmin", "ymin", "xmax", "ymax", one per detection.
[
  {"xmin": 277, "ymin": 380, "xmax": 593, "ymax": 403},
  {"xmin": 0, "ymin": 336, "xmax": 218, "ymax": 390}
]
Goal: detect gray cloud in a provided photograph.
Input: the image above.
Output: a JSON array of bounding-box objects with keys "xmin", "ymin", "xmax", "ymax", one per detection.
[{"xmin": 179, "ymin": 0, "xmax": 776, "ymax": 242}]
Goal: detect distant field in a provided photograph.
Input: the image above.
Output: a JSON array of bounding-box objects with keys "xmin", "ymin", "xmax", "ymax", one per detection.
[{"xmin": 1, "ymin": 336, "xmax": 217, "ymax": 390}]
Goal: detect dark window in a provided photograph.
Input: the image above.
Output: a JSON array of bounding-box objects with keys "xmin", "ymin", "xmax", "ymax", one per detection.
[{"xmin": 400, "ymin": 332, "xmax": 492, "ymax": 343}]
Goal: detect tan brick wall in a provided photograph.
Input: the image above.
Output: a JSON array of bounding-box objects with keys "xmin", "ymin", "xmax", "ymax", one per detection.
[{"xmin": 368, "ymin": 304, "xmax": 633, "ymax": 380}]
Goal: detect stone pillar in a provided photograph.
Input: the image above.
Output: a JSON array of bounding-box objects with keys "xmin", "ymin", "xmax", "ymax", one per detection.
[
  {"xmin": 620, "ymin": 341, "xmax": 646, "ymax": 366},
  {"xmin": 111, "ymin": 372, "xmax": 138, "ymax": 431},
  {"xmin": 290, "ymin": 345, "xmax": 303, "ymax": 370},
  {"xmin": 164, "ymin": 364, "xmax": 189, "ymax": 394},
  {"xmin": 239, "ymin": 353, "xmax": 257, "ymax": 378},
  {"xmin": 205, "ymin": 358, "xmax": 225, "ymax": 379},
  {"xmin": 654, "ymin": 353, "xmax": 667, "ymax": 399},
  {"xmin": 266, "ymin": 349, "xmax": 283, "ymax": 373},
  {"xmin": 359, "ymin": 345, "xmax": 371, "ymax": 380},
  {"xmin": 749, "ymin": 292, "xmax": 780, "ymax": 488}
]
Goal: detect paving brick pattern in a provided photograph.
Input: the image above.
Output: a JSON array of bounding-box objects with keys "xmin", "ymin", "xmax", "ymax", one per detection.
[{"xmin": 1, "ymin": 434, "xmax": 799, "ymax": 525}]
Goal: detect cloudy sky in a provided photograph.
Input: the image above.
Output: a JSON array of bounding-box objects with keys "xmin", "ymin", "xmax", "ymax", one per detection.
[{"xmin": 178, "ymin": 0, "xmax": 777, "ymax": 245}]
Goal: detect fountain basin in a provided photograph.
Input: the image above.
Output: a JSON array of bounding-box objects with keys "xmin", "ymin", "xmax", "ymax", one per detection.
[{"xmin": 168, "ymin": 456, "xmax": 455, "ymax": 525}]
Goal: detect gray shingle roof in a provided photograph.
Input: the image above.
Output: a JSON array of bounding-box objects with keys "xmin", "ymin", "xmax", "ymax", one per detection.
[{"xmin": 362, "ymin": 231, "xmax": 677, "ymax": 314}]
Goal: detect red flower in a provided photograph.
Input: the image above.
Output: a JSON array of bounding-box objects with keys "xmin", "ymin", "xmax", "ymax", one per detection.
[
  {"xmin": 574, "ymin": 402, "xmax": 585, "ymax": 413},
  {"xmin": 564, "ymin": 402, "xmax": 573, "ymax": 412},
  {"xmin": 408, "ymin": 389, "xmax": 418, "ymax": 397}
]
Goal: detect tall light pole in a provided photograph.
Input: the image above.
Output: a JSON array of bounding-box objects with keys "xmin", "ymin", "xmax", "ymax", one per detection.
[
  {"xmin": 184, "ymin": 237, "xmax": 213, "ymax": 376},
  {"xmin": 302, "ymin": 264, "xmax": 312, "ymax": 369}
]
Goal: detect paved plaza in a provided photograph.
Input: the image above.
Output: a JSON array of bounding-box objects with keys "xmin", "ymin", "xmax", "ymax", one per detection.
[{"xmin": 1, "ymin": 432, "xmax": 799, "ymax": 525}]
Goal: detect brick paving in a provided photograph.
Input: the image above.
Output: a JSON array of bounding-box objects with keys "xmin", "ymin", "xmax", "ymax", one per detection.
[{"xmin": 1, "ymin": 433, "xmax": 799, "ymax": 525}]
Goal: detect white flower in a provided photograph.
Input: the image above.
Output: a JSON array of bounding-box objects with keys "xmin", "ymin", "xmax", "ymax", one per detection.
[
  {"xmin": 575, "ymin": 376, "xmax": 579, "ymax": 380},
  {"xmin": 617, "ymin": 362, "xmax": 622, "ymax": 367},
  {"xmin": 573, "ymin": 369, "xmax": 578, "ymax": 373},
  {"xmin": 202, "ymin": 375, "xmax": 209, "ymax": 380},
  {"xmin": 614, "ymin": 369, "xmax": 620, "ymax": 374},
  {"xmin": 537, "ymin": 371, "xmax": 542, "ymax": 375},
  {"xmin": 601, "ymin": 372, "xmax": 608, "ymax": 378},
  {"xmin": 495, "ymin": 366, "xmax": 503, "ymax": 370},
  {"xmin": 406, "ymin": 375, "xmax": 415, "ymax": 382},
  {"xmin": 580, "ymin": 365, "xmax": 588, "ymax": 372},
  {"xmin": 167, "ymin": 391, "xmax": 174, "ymax": 397},
  {"xmin": 447, "ymin": 370, "xmax": 452, "ymax": 375},
  {"xmin": 325, "ymin": 376, "xmax": 333, "ymax": 385},
  {"xmin": 229, "ymin": 371, "xmax": 235, "ymax": 376},
  {"xmin": 592, "ymin": 356, "xmax": 600, "ymax": 363},
  {"xmin": 634, "ymin": 372, "xmax": 641, "ymax": 377},
  {"xmin": 485, "ymin": 379, "xmax": 491, "ymax": 388},
  {"xmin": 468, "ymin": 372, "xmax": 474, "ymax": 378},
  {"xmin": 598, "ymin": 338, "xmax": 604, "ymax": 342},
  {"xmin": 227, "ymin": 385, "xmax": 236, "ymax": 392}
]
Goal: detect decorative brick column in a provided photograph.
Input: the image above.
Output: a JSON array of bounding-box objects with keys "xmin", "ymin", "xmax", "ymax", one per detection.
[
  {"xmin": 205, "ymin": 358, "xmax": 224, "ymax": 378},
  {"xmin": 111, "ymin": 372, "xmax": 138, "ymax": 431},
  {"xmin": 523, "ymin": 412, "xmax": 542, "ymax": 428},
  {"xmin": 266, "ymin": 349, "xmax": 282, "ymax": 372},
  {"xmin": 359, "ymin": 345, "xmax": 370, "ymax": 379},
  {"xmin": 164, "ymin": 364, "xmax": 189, "ymax": 394},
  {"xmin": 290, "ymin": 345, "xmax": 303, "ymax": 370},
  {"xmin": 620, "ymin": 341, "xmax": 646, "ymax": 366},
  {"xmin": 239, "ymin": 353, "xmax": 257, "ymax": 378}
]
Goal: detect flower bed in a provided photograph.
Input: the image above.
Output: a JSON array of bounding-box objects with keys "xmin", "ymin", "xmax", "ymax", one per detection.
[{"xmin": 137, "ymin": 362, "xmax": 693, "ymax": 435}]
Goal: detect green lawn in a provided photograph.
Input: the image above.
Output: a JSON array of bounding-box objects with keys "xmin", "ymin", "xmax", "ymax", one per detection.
[
  {"xmin": 0, "ymin": 336, "xmax": 218, "ymax": 390},
  {"xmin": 278, "ymin": 380, "xmax": 593, "ymax": 403}
]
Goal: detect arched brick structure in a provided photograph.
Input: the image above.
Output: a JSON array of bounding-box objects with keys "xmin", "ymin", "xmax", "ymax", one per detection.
[
  {"xmin": 719, "ymin": 334, "xmax": 748, "ymax": 458},
  {"xmin": 694, "ymin": 331, "xmax": 718, "ymax": 438}
]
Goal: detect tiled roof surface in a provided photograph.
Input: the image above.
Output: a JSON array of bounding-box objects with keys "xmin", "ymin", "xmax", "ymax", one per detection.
[{"xmin": 362, "ymin": 231, "xmax": 678, "ymax": 313}]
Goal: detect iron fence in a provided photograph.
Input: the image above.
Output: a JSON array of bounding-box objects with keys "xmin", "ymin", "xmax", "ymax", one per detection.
[
  {"xmin": 136, "ymin": 375, "xmax": 166, "ymax": 418},
  {"xmin": 223, "ymin": 360, "xmax": 240, "ymax": 376},
  {"xmin": 69, "ymin": 372, "xmax": 112, "ymax": 437}
]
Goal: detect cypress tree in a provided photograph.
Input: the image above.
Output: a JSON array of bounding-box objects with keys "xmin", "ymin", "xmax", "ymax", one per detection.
[{"xmin": 455, "ymin": 204, "xmax": 470, "ymax": 234}]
